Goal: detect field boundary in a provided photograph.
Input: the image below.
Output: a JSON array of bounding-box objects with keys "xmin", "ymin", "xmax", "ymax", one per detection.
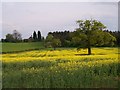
[{"xmin": 1, "ymin": 48, "xmax": 45, "ymax": 54}]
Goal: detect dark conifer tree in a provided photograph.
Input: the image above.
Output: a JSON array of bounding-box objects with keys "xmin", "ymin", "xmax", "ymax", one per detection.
[
  {"xmin": 38, "ymin": 31, "xmax": 41, "ymax": 41},
  {"xmin": 33, "ymin": 31, "xmax": 37, "ymax": 41}
]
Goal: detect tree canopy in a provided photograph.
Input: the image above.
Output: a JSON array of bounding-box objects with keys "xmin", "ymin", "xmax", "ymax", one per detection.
[
  {"xmin": 45, "ymin": 34, "xmax": 61, "ymax": 49},
  {"xmin": 75, "ymin": 19, "xmax": 116, "ymax": 54}
]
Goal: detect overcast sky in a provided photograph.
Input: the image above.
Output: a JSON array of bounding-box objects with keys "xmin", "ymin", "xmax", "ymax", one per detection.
[{"xmin": 1, "ymin": 2, "xmax": 118, "ymax": 39}]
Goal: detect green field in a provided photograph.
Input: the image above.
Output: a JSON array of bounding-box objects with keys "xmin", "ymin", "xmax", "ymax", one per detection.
[
  {"xmin": 1, "ymin": 42, "xmax": 44, "ymax": 53},
  {"xmin": 1, "ymin": 47, "xmax": 119, "ymax": 88}
]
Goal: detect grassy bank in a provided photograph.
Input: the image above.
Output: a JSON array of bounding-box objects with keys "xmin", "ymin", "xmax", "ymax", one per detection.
[{"xmin": 1, "ymin": 42, "xmax": 44, "ymax": 53}]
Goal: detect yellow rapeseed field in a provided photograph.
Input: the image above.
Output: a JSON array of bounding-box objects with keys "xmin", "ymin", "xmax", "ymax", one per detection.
[{"xmin": 1, "ymin": 47, "xmax": 119, "ymax": 88}]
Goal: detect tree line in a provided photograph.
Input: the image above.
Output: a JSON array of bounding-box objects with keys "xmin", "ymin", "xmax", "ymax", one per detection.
[
  {"xmin": 1, "ymin": 30, "xmax": 44, "ymax": 42},
  {"xmin": 1, "ymin": 19, "xmax": 119, "ymax": 54},
  {"xmin": 47, "ymin": 30, "xmax": 120, "ymax": 47},
  {"xmin": 45, "ymin": 19, "xmax": 118, "ymax": 55}
]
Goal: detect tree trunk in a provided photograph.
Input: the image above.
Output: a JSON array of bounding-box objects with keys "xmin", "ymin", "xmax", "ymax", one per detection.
[
  {"xmin": 87, "ymin": 35, "xmax": 91, "ymax": 55},
  {"xmin": 88, "ymin": 47, "xmax": 91, "ymax": 55},
  {"xmin": 54, "ymin": 47, "xmax": 56, "ymax": 50}
]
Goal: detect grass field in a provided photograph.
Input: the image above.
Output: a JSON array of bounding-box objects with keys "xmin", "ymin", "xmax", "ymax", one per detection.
[
  {"xmin": 1, "ymin": 47, "xmax": 119, "ymax": 88},
  {"xmin": 1, "ymin": 42, "xmax": 44, "ymax": 53}
]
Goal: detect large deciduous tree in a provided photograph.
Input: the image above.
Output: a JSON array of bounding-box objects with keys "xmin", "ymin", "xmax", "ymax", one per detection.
[
  {"xmin": 6, "ymin": 34, "xmax": 14, "ymax": 42},
  {"xmin": 12, "ymin": 30, "xmax": 22, "ymax": 40},
  {"xmin": 76, "ymin": 19, "xmax": 116, "ymax": 55},
  {"xmin": 5, "ymin": 30, "xmax": 22, "ymax": 42}
]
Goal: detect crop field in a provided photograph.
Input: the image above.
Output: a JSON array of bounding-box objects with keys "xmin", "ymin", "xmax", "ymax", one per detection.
[
  {"xmin": 1, "ymin": 47, "xmax": 119, "ymax": 88},
  {"xmin": 1, "ymin": 42, "xmax": 44, "ymax": 53}
]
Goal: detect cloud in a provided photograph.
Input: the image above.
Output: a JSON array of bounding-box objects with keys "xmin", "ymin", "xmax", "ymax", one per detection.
[{"xmin": 1, "ymin": 2, "xmax": 118, "ymax": 39}]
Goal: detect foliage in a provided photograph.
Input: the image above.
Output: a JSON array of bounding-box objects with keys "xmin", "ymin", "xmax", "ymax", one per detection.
[
  {"xmin": 52, "ymin": 38, "xmax": 61, "ymax": 50},
  {"xmin": 75, "ymin": 19, "xmax": 116, "ymax": 54},
  {"xmin": 22, "ymin": 31, "xmax": 43, "ymax": 42},
  {"xmin": 47, "ymin": 23, "xmax": 118, "ymax": 48},
  {"xmin": 45, "ymin": 34, "xmax": 54, "ymax": 48},
  {"xmin": 48, "ymin": 31, "xmax": 71, "ymax": 46},
  {"xmin": 45, "ymin": 34, "xmax": 61, "ymax": 49},
  {"xmin": 1, "ymin": 47, "xmax": 119, "ymax": 88},
  {"xmin": 33, "ymin": 31, "xmax": 37, "ymax": 41},
  {"xmin": 104, "ymin": 30, "xmax": 120, "ymax": 46},
  {"xmin": 38, "ymin": 31, "xmax": 42, "ymax": 41},
  {"xmin": 102, "ymin": 32, "xmax": 116, "ymax": 46},
  {"xmin": 5, "ymin": 34, "xmax": 14, "ymax": 42},
  {"xmin": 12, "ymin": 30, "xmax": 22, "ymax": 40},
  {"xmin": 4, "ymin": 30, "xmax": 22, "ymax": 42}
]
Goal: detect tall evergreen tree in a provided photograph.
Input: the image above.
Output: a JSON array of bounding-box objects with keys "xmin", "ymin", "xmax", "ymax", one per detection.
[
  {"xmin": 33, "ymin": 31, "xmax": 37, "ymax": 41},
  {"xmin": 38, "ymin": 31, "xmax": 41, "ymax": 41}
]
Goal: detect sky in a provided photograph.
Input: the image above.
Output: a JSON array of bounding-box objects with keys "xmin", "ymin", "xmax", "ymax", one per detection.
[
  {"xmin": 1, "ymin": 0, "xmax": 119, "ymax": 2},
  {"xmin": 1, "ymin": 1, "xmax": 118, "ymax": 39}
]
